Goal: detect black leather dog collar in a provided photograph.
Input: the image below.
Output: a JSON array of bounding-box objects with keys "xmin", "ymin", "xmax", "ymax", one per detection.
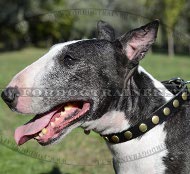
[{"xmin": 102, "ymin": 78, "xmax": 190, "ymax": 144}]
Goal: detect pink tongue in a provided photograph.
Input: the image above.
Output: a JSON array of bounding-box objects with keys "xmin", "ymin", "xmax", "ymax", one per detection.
[{"xmin": 14, "ymin": 109, "xmax": 58, "ymax": 145}]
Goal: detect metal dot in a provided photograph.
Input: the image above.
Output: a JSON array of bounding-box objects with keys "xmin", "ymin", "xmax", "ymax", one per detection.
[
  {"xmin": 152, "ymin": 115, "xmax": 159, "ymax": 124},
  {"xmin": 124, "ymin": 131, "xmax": 133, "ymax": 140},
  {"xmin": 182, "ymin": 92, "xmax": 188, "ymax": 100},
  {"xmin": 104, "ymin": 137, "xmax": 109, "ymax": 142},
  {"xmin": 173, "ymin": 99, "xmax": 179, "ymax": 108},
  {"xmin": 163, "ymin": 107, "xmax": 170, "ymax": 116},
  {"xmin": 111, "ymin": 135, "xmax": 120, "ymax": 143},
  {"xmin": 139, "ymin": 123, "xmax": 148, "ymax": 132}
]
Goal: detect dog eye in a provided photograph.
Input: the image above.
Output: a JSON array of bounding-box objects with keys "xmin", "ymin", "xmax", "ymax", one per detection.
[{"xmin": 63, "ymin": 55, "xmax": 76, "ymax": 67}]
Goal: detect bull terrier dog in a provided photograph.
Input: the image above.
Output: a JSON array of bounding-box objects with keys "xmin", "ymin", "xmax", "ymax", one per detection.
[{"xmin": 2, "ymin": 20, "xmax": 190, "ymax": 174}]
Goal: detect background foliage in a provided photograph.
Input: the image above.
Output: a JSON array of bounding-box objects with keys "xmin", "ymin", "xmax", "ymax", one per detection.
[{"xmin": 0, "ymin": 0, "xmax": 189, "ymax": 56}]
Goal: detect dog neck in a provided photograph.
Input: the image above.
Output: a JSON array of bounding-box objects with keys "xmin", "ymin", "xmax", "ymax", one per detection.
[{"xmin": 82, "ymin": 66, "xmax": 173, "ymax": 174}]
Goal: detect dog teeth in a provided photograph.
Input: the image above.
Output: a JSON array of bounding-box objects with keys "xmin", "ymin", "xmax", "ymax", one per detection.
[
  {"xmin": 61, "ymin": 111, "xmax": 66, "ymax": 117},
  {"xmin": 39, "ymin": 132, "xmax": 43, "ymax": 137},
  {"xmin": 64, "ymin": 105, "xmax": 73, "ymax": 111},
  {"xmin": 35, "ymin": 136, "xmax": 40, "ymax": 140},
  {"xmin": 55, "ymin": 117, "xmax": 60, "ymax": 122},
  {"xmin": 50, "ymin": 122, "xmax": 55, "ymax": 127},
  {"xmin": 42, "ymin": 128, "xmax": 47, "ymax": 135}
]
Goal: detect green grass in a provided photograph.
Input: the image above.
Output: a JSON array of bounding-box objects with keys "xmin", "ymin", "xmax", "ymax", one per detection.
[
  {"xmin": 142, "ymin": 53, "xmax": 190, "ymax": 80},
  {"xmin": 0, "ymin": 48, "xmax": 190, "ymax": 174}
]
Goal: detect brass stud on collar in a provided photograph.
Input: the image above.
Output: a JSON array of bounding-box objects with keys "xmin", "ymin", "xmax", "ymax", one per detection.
[
  {"xmin": 152, "ymin": 115, "xmax": 159, "ymax": 124},
  {"xmin": 124, "ymin": 131, "xmax": 133, "ymax": 140},
  {"xmin": 173, "ymin": 99, "xmax": 179, "ymax": 108},
  {"xmin": 111, "ymin": 135, "xmax": 120, "ymax": 143},
  {"xmin": 139, "ymin": 123, "xmax": 148, "ymax": 132},
  {"xmin": 182, "ymin": 92, "xmax": 188, "ymax": 101},
  {"xmin": 163, "ymin": 107, "xmax": 170, "ymax": 116}
]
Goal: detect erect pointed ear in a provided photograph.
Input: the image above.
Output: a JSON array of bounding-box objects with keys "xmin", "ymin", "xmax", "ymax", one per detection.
[
  {"xmin": 97, "ymin": 20, "xmax": 115, "ymax": 41},
  {"xmin": 118, "ymin": 20, "xmax": 159, "ymax": 62}
]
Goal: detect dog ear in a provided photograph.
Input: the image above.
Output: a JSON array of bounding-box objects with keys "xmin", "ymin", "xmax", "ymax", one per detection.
[
  {"xmin": 118, "ymin": 20, "xmax": 159, "ymax": 62},
  {"xmin": 97, "ymin": 20, "xmax": 115, "ymax": 41}
]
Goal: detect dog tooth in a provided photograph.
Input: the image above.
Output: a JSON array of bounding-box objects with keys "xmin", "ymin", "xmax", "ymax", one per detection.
[
  {"xmin": 55, "ymin": 117, "xmax": 60, "ymax": 122},
  {"xmin": 42, "ymin": 128, "xmax": 47, "ymax": 135},
  {"xmin": 35, "ymin": 136, "xmax": 40, "ymax": 140},
  {"xmin": 50, "ymin": 122, "xmax": 55, "ymax": 127},
  {"xmin": 61, "ymin": 111, "xmax": 66, "ymax": 117},
  {"xmin": 39, "ymin": 133, "xmax": 43, "ymax": 137},
  {"xmin": 64, "ymin": 105, "xmax": 73, "ymax": 111}
]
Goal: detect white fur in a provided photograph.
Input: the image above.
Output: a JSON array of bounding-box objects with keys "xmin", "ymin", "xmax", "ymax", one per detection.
[
  {"xmin": 138, "ymin": 66, "xmax": 173, "ymax": 102},
  {"xmin": 7, "ymin": 40, "xmax": 86, "ymax": 113},
  {"xmin": 109, "ymin": 123, "xmax": 167, "ymax": 174},
  {"xmin": 49, "ymin": 40, "xmax": 84, "ymax": 51},
  {"xmin": 8, "ymin": 40, "xmax": 83, "ymax": 88},
  {"xmin": 109, "ymin": 67, "xmax": 174, "ymax": 174},
  {"xmin": 82, "ymin": 66, "xmax": 173, "ymax": 174},
  {"xmin": 82, "ymin": 111, "xmax": 130, "ymax": 135}
]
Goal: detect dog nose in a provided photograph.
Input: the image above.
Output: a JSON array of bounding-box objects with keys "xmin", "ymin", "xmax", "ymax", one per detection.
[{"xmin": 1, "ymin": 87, "xmax": 19, "ymax": 108}]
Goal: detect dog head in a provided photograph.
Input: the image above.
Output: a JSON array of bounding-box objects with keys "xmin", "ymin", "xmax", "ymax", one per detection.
[{"xmin": 1, "ymin": 20, "xmax": 159, "ymax": 145}]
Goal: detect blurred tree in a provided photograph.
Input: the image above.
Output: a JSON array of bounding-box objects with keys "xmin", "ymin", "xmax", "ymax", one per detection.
[
  {"xmin": 0, "ymin": 0, "xmax": 75, "ymax": 50},
  {"xmin": 66, "ymin": 0, "xmax": 150, "ymax": 40},
  {"xmin": 0, "ymin": 0, "xmax": 26, "ymax": 49},
  {"xmin": 0, "ymin": 0, "xmax": 189, "ymax": 55},
  {"xmin": 25, "ymin": 0, "xmax": 75, "ymax": 47},
  {"xmin": 164, "ymin": 0, "xmax": 186, "ymax": 57},
  {"xmin": 145, "ymin": 0, "xmax": 186, "ymax": 57},
  {"xmin": 180, "ymin": 0, "xmax": 190, "ymax": 54}
]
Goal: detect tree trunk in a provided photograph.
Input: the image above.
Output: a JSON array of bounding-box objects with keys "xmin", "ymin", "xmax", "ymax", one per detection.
[{"xmin": 167, "ymin": 30, "xmax": 175, "ymax": 58}]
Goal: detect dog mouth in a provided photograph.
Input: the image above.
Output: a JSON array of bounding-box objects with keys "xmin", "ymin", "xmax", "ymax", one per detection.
[{"xmin": 14, "ymin": 101, "xmax": 90, "ymax": 146}]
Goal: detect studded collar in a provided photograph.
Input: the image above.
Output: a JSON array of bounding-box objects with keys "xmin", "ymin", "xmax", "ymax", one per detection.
[{"xmin": 102, "ymin": 78, "xmax": 190, "ymax": 144}]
